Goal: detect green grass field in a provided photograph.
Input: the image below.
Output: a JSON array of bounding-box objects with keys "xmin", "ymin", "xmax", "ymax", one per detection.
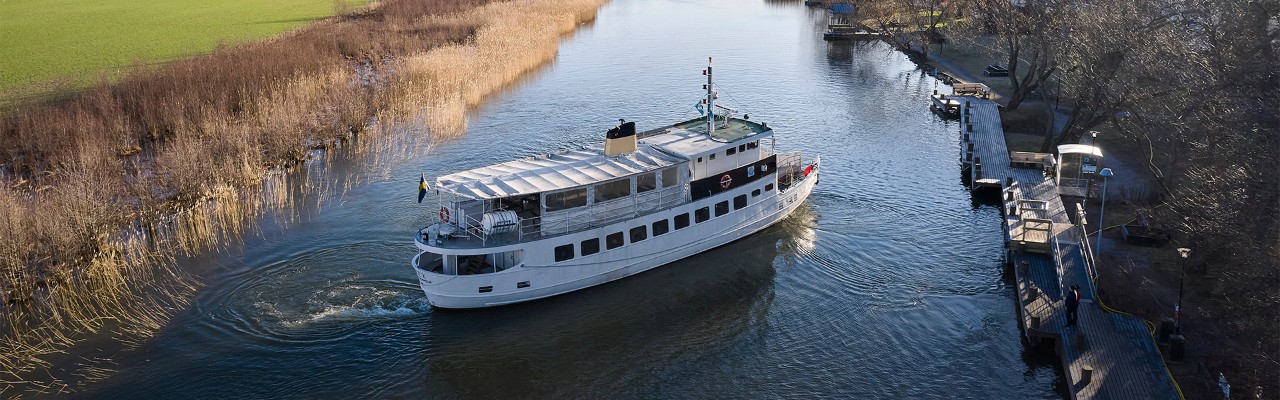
[{"xmin": 0, "ymin": 0, "xmax": 365, "ymax": 97}]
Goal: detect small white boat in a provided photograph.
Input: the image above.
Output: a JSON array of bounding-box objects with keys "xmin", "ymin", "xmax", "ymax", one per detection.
[{"xmin": 410, "ymin": 59, "xmax": 821, "ymax": 308}]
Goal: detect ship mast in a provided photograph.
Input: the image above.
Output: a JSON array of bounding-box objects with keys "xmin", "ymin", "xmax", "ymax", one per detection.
[{"xmin": 705, "ymin": 57, "xmax": 714, "ymax": 134}]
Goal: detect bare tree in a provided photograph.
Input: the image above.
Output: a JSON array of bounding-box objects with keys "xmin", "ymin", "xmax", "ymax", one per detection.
[{"xmin": 967, "ymin": 0, "xmax": 1068, "ymax": 110}]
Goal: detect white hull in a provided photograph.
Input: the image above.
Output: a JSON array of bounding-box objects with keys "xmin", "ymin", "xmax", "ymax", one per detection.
[{"xmin": 411, "ymin": 168, "xmax": 819, "ymax": 309}]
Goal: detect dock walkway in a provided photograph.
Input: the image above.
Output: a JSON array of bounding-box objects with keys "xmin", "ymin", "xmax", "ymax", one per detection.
[{"xmin": 957, "ymin": 96, "xmax": 1180, "ymax": 399}]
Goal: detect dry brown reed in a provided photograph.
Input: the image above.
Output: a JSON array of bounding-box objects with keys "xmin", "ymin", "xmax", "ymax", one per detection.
[
  {"xmin": 0, "ymin": 0, "xmax": 608, "ymax": 395},
  {"xmin": 385, "ymin": 0, "xmax": 607, "ymax": 136}
]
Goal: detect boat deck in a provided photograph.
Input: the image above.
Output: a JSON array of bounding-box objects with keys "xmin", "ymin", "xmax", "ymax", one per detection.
[{"xmin": 671, "ymin": 117, "xmax": 770, "ymax": 142}]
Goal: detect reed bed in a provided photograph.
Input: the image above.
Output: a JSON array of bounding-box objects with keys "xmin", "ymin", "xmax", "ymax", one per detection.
[
  {"xmin": 386, "ymin": 0, "xmax": 607, "ymax": 135},
  {"xmin": 0, "ymin": 0, "xmax": 607, "ymax": 395}
]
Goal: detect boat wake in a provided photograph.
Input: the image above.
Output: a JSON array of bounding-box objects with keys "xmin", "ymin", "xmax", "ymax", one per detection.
[{"xmin": 276, "ymin": 287, "xmax": 431, "ymax": 328}]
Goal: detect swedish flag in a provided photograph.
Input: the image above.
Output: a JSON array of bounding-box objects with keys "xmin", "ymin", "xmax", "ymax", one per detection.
[{"xmin": 417, "ymin": 173, "xmax": 429, "ymax": 203}]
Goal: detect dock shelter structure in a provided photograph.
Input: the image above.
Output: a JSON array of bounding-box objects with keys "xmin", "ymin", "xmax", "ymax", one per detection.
[{"xmin": 1056, "ymin": 144, "xmax": 1105, "ymax": 198}]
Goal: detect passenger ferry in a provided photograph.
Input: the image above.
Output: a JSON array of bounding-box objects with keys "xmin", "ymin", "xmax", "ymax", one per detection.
[{"xmin": 411, "ymin": 59, "xmax": 820, "ymax": 308}]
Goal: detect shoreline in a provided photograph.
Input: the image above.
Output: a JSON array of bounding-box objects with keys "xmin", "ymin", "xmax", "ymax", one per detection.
[
  {"xmin": 0, "ymin": 0, "xmax": 609, "ymax": 394},
  {"xmin": 882, "ymin": 34, "xmax": 1242, "ymax": 399}
]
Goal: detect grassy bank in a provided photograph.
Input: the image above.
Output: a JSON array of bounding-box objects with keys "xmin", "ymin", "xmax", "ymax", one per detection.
[
  {"xmin": 0, "ymin": 0, "xmax": 368, "ymax": 101},
  {"xmin": 0, "ymin": 0, "xmax": 607, "ymax": 394}
]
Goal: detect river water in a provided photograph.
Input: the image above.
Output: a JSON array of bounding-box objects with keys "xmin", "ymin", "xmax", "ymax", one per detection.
[{"xmin": 81, "ymin": 0, "xmax": 1065, "ymax": 398}]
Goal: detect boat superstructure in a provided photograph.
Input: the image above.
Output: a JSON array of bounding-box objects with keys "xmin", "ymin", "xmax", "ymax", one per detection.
[{"xmin": 411, "ymin": 59, "xmax": 820, "ymax": 308}]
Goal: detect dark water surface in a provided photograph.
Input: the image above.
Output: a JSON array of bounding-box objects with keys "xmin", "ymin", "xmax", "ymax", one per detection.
[{"xmin": 85, "ymin": 0, "xmax": 1064, "ymax": 398}]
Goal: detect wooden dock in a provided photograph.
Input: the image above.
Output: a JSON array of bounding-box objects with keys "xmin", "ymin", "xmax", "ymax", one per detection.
[{"xmin": 958, "ymin": 96, "xmax": 1181, "ymax": 399}]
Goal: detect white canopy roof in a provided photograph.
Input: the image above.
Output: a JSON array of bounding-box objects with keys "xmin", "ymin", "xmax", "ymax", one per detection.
[
  {"xmin": 1057, "ymin": 144, "xmax": 1104, "ymax": 157},
  {"xmin": 435, "ymin": 119, "xmax": 771, "ymax": 200},
  {"xmin": 437, "ymin": 143, "xmax": 684, "ymax": 199}
]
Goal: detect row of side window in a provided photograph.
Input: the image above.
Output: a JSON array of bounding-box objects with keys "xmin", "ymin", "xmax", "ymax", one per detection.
[
  {"xmin": 697, "ymin": 141, "xmax": 760, "ymax": 163},
  {"xmin": 552, "ymin": 182, "xmax": 774, "ymax": 262}
]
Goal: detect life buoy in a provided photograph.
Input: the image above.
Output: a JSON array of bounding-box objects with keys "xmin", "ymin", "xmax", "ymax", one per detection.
[
  {"xmin": 720, "ymin": 174, "xmax": 732, "ymax": 189},
  {"xmin": 439, "ymin": 207, "xmax": 450, "ymax": 223}
]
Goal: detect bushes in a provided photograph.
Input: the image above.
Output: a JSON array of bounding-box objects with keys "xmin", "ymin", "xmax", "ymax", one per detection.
[{"xmin": 0, "ymin": 0, "xmax": 607, "ymax": 394}]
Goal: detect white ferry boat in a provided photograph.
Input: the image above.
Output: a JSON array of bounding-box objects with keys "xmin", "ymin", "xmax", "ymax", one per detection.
[{"xmin": 411, "ymin": 60, "xmax": 820, "ymax": 308}]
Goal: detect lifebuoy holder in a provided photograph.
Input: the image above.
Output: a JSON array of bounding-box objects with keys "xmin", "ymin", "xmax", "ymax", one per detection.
[
  {"xmin": 720, "ymin": 174, "xmax": 732, "ymax": 189},
  {"xmin": 439, "ymin": 207, "xmax": 450, "ymax": 223}
]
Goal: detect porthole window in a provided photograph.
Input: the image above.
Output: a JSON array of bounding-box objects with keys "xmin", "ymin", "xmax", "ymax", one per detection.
[
  {"xmin": 674, "ymin": 213, "xmax": 691, "ymax": 229},
  {"xmin": 630, "ymin": 226, "xmax": 647, "ymax": 243},
  {"xmin": 734, "ymin": 195, "xmax": 747, "ymax": 210},
  {"xmin": 765, "ymin": 183, "xmax": 774, "ymax": 191},
  {"xmin": 752, "ymin": 189, "xmax": 761, "ymax": 197},
  {"xmin": 715, "ymin": 201, "xmax": 729, "ymax": 217},
  {"xmin": 652, "ymin": 220, "xmax": 670, "ymax": 236},
  {"xmin": 606, "ymin": 232, "xmax": 624, "ymax": 250},
  {"xmin": 554, "ymin": 244, "xmax": 574, "ymax": 262},
  {"xmin": 581, "ymin": 238, "xmax": 600, "ymax": 256},
  {"xmin": 695, "ymin": 207, "xmax": 710, "ymax": 223}
]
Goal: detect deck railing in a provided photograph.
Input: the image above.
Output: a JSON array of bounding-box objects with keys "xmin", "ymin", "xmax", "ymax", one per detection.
[
  {"xmin": 776, "ymin": 152, "xmax": 812, "ymax": 191},
  {"xmin": 539, "ymin": 185, "xmax": 686, "ymax": 236}
]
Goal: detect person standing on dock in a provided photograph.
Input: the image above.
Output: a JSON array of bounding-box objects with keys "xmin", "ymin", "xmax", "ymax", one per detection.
[{"xmin": 1065, "ymin": 285, "xmax": 1081, "ymax": 327}]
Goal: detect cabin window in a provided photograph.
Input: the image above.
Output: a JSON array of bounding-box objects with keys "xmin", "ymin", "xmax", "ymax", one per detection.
[
  {"xmin": 479, "ymin": 286, "xmax": 493, "ymax": 293},
  {"xmin": 554, "ymin": 244, "xmax": 574, "ymax": 262},
  {"xmin": 595, "ymin": 179, "xmax": 631, "ymax": 203},
  {"xmin": 726, "ymin": 147, "xmax": 737, "ymax": 155},
  {"xmin": 674, "ymin": 213, "xmax": 690, "ymax": 229},
  {"xmin": 752, "ymin": 189, "xmax": 761, "ymax": 197},
  {"xmin": 695, "ymin": 207, "xmax": 710, "ymax": 223},
  {"xmin": 747, "ymin": 141, "xmax": 758, "ymax": 149},
  {"xmin": 545, "ymin": 188, "xmax": 587, "ymax": 211},
  {"xmin": 630, "ymin": 226, "xmax": 647, "ymax": 243},
  {"xmin": 637, "ymin": 173, "xmax": 657, "ymax": 193},
  {"xmin": 606, "ymin": 232, "xmax": 625, "ymax": 250},
  {"xmin": 652, "ymin": 219, "xmax": 670, "ymax": 236},
  {"xmin": 581, "ymin": 238, "xmax": 600, "ymax": 256},
  {"xmin": 517, "ymin": 281, "xmax": 531, "ymax": 289},
  {"xmin": 734, "ymin": 195, "xmax": 747, "ymax": 210},
  {"xmin": 715, "ymin": 201, "xmax": 729, "ymax": 217},
  {"xmin": 697, "ymin": 157, "xmax": 702, "ymax": 163},
  {"xmin": 661, "ymin": 167, "xmax": 679, "ymax": 188},
  {"xmin": 738, "ymin": 144, "xmax": 746, "ymax": 152},
  {"xmin": 709, "ymin": 153, "xmax": 716, "ymax": 160},
  {"xmin": 765, "ymin": 183, "xmax": 774, "ymax": 191}
]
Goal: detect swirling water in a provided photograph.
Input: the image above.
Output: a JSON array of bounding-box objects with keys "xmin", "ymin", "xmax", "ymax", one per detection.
[{"xmin": 82, "ymin": 0, "xmax": 1065, "ymax": 398}]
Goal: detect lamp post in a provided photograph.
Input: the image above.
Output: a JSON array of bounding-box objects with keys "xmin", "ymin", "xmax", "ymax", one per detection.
[
  {"xmin": 1090, "ymin": 130, "xmax": 1098, "ymax": 146},
  {"xmin": 1095, "ymin": 168, "xmax": 1114, "ymax": 261},
  {"xmin": 1175, "ymin": 247, "xmax": 1191, "ymax": 333}
]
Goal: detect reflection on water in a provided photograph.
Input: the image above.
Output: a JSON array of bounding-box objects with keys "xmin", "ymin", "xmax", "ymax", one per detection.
[
  {"xmin": 82, "ymin": 0, "xmax": 1063, "ymax": 398},
  {"xmin": 416, "ymin": 226, "xmax": 788, "ymax": 398}
]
